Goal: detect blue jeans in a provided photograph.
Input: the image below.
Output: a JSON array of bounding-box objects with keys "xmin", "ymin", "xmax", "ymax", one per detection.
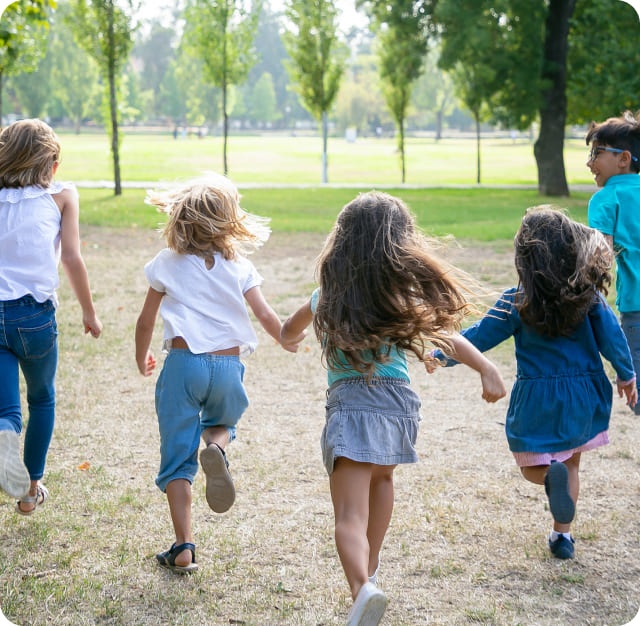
[
  {"xmin": 154, "ymin": 349, "xmax": 248, "ymax": 492},
  {"xmin": 0, "ymin": 295, "xmax": 58, "ymax": 480},
  {"xmin": 621, "ymin": 311, "xmax": 640, "ymax": 415}
]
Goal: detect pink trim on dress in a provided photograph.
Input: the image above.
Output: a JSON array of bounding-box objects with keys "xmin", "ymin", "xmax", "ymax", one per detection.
[{"xmin": 512, "ymin": 431, "xmax": 609, "ymax": 467}]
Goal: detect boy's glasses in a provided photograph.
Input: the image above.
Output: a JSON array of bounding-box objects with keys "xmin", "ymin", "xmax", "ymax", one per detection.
[{"xmin": 588, "ymin": 146, "xmax": 639, "ymax": 162}]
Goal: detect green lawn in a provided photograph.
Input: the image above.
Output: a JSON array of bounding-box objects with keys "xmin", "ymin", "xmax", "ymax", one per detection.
[
  {"xmin": 78, "ymin": 186, "xmax": 592, "ymax": 240},
  {"xmin": 65, "ymin": 131, "xmax": 595, "ymax": 239},
  {"xmin": 57, "ymin": 131, "xmax": 597, "ymax": 187}
]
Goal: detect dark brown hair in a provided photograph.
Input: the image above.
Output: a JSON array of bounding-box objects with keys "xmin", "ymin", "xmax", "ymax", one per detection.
[
  {"xmin": 314, "ymin": 191, "xmax": 475, "ymax": 377},
  {"xmin": 514, "ymin": 206, "xmax": 612, "ymax": 337}
]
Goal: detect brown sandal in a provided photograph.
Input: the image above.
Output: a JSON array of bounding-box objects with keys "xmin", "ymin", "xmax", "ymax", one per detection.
[{"xmin": 16, "ymin": 483, "xmax": 49, "ymax": 515}]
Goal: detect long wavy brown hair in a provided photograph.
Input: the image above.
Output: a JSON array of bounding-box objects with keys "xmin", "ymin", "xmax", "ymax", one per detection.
[
  {"xmin": 314, "ymin": 191, "xmax": 475, "ymax": 377},
  {"xmin": 514, "ymin": 206, "xmax": 612, "ymax": 337}
]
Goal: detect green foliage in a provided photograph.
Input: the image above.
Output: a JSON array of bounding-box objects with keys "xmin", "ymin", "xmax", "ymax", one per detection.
[
  {"xmin": 0, "ymin": 0, "xmax": 56, "ymax": 117},
  {"xmin": 282, "ymin": 0, "xmax": 348, "ymax": 121},
  {"xmin": 359, "ymin": 0, "xmax": 433, "ymax": 182},
  {"xmin": 184, "ymin": 0, "xmax": 261, "ymax": 91},
  {"xmin": 567, "ymin": 0, "xmax": 640, "ymax": 124}
]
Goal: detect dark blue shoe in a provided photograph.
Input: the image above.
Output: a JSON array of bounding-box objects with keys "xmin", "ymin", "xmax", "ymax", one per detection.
[
  {"xmin": 549, "ymin": 534, "xmax": 575, "ymax": 559},
  {"xmin": 544, "ymin": 461, "xmax": 575, "ymax": 524}
]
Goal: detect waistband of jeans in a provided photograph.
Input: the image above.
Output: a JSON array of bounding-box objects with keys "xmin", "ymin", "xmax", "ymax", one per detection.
[{"xmin": 328, "ymin": 376, "xmax": 410, "ymax": 392}]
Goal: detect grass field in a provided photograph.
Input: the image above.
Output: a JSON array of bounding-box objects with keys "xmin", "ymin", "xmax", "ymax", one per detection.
[
  {"xmin": 0, "ymin": 229, "xmax": 638, "ymax": 626},
  {"xmin": 55, "ymin": 131, "xmax": 597, "ymax": 188},
  {"xmin": 2, "ymin": 131, "xmax": 638, "ymax": 626}
]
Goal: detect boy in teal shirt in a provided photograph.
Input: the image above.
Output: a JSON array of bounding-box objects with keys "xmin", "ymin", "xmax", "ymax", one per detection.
[{"xmin": 587, "ymin": 110, "xmax": 640, "ymax": 413}]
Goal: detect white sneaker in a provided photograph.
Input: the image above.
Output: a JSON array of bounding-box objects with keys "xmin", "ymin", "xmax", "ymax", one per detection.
[
  {"xmin": 0, "ymin": 430, "xmax": 30, "ymax": 498},
  {"xmin": 347, "ymin": 582, "xmax": 387, "ymax": 626},
  {"xmin": 368, "ymin": 558, "xmax": 380, "ymax": 585}
]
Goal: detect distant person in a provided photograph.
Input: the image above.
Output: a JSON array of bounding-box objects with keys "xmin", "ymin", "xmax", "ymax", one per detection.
[
  {"xmin": 0, "ymin": 119, "xmax": 102, "ymax": 514},
  {"xmin": 586, "ymin": 110, "xmax": 640, "ymax": 413},
  {"xmin": 135, "ymin": 173, "xmax": 301, "ymax": 574},
  {"xmin": 431, "ymin": 207, "xmax": 636, "ymax": 559},
  {"xmin": 280, "ymin": 191, "xmax": 505, "ymax": 625}
]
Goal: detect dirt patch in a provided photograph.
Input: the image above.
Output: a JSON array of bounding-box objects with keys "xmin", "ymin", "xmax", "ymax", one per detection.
[{"xmin": 0, "ymin": 227, "xmax": 637, "ymax": 626}]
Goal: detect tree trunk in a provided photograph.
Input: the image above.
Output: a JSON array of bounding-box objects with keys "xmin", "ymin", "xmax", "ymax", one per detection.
[
  {"xmin": 0, "ymin": 72, "xmax": 3, "ymax": 124},
  {"xmin": 223, "ymin": 81, "xmax": 229, "ymax": 176},
  {"xmin": 533, "ymin": 0, "xmax": 576, "ymax": 197},
  {"xmin": 322, "ymin": 110, "xmax": 328, "ymax": 184},
  {"xmin": 400, "ymin": 118, "xmax": 406, "ymax": 184},
  {"xmin": 107, "ymin": 0, "xmax": 121, "ymax": 196},
  {"xmin": 475, "ymin": 113, "xmax": 481, "ymax": 185}
]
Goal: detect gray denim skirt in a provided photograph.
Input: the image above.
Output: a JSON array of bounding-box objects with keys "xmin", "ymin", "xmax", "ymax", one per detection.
[{"xmin": 321, "ymin": 377, "xmax": 422, "ymax": 475}]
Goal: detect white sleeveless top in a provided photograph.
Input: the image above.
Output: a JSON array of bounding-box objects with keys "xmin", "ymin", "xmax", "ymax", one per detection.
[{"xmin": 0, "ymin": 182, "xmax": 73, "ymax": 306}]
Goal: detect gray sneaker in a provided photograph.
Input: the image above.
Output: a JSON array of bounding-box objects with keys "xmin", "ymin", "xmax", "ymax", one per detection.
[{"xmin": 0, "ymin": 430, "xmax": 30, "ymax": 498}]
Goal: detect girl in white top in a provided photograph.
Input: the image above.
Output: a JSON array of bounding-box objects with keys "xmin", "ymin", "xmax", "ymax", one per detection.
[
  {"xmin": 135, "ymin": 173, "xmax": 301, "ymax": 573},
  {"xmin": 0, "ymin": 119, "xmax": 102, "ymax": 514}
]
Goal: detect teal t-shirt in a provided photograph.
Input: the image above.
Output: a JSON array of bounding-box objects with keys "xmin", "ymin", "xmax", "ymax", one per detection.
[
  {"xmin": 310, "ymin": 288, "xmax": 410, "ymax": 385},
  {"xmin": 588, "ymin": 173, "xmax": 640, "ymax": 313}
]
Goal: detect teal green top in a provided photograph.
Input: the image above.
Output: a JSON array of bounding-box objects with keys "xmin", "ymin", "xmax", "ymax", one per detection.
[{"xmin": 310, "ymin": 288, "xmax": 410, "ymax": 385}]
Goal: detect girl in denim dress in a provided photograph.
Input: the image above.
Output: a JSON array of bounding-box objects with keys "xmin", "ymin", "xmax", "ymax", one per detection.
[
  {"xmin": 280, "ymin": 191, "xmax": 506, "ymax": 626},
  {"xmin": 0, "ymin": 119, "xmax": 102, "ymax": 514},
  {"xmin": 433, "ymin": 207, "xmax": 637, "ymax": 560}
]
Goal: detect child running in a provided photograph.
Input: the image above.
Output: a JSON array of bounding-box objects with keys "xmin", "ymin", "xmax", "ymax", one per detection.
[
  {"xmin": 135, "ymin": 173, "xmax": 300, "ymax": 574},
  {"xmin": 0, "ymin": 119, "xmax": 102, "ymax": 514},
  {"xmin": 432, "ymin": 206, "xmax": 637, "ymax": 560},
  {"xmin": 280, "ymin": 191, "xmax": 506, "ymax": 626}
]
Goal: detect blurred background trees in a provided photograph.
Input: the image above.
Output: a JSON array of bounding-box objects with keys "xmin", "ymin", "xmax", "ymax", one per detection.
[{"xmin": 0, "ymin": 0, "xmax": 638, "ymax": 193}]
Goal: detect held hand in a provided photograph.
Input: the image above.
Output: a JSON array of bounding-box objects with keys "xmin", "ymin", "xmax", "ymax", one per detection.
[
  {"xmin": 617, "ymin": 377, "xmax": 638, "ymax": 408},
  {"xmin": 84, "ymin": 314, "xmax": 103, "ymax": 338},
  {"xmin": 424, "ymin": 355, "xmax": 439, "ymax": 374},
  {"xmin": 280, "ymin": 330, "xmax": 307, "ymax": 353},
  {"xmin": 138, "ymin": 351, "xmax": 157, "ymax": 377},
  {"xmin": 480, "ymin": 365, "xmax": 507, "ymax": 403}
]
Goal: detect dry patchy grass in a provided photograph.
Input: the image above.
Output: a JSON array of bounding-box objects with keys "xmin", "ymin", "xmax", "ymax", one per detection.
[{"xmin": 0, "ymin": 228, "xmax": 638, "ymax": 626}]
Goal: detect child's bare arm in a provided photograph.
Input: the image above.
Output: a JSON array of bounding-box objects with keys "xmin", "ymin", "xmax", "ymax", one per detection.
[
  {"xmin": 244, "ymin": 286, "xmax": 302, "ymax": 353},
  {"xmin": 57, "ymin": 187, "xmax": 102, "ymax": 337},
  {"xmin": 281, "ymin": 300, "xmax": 313, "ymax": 347},
  {"xmin": 135, "ymin": 287, "xmax": 162, "ymax": 376},
  {"xmin": 444, "ymin": 333, "xmax": 507, "ymax": 403}
]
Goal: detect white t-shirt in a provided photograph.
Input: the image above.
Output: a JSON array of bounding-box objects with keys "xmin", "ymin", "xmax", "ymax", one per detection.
[
  {"xmin": 0, "ymin": 182, "xmax": 73, "ymax": 306},
  {"xmin": 144, "ymin": 248, "xmax": 263, "ymax": 355}
]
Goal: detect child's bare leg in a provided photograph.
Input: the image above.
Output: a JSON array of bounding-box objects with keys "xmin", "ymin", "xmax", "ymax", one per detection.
[
  {"xmin": 367, "ymin": 465, "xmax": 396, "ymax": 578},
  {"xmin": 330, "ymin": 458, "xmax": 372, "ymax": 599},
  {"xmin": 202, "ymin": 425, "xmax": 230, "ymax": 450},
  {"xmin": 165, "ymin": 478, "xmax": 194, "ymax": 567}
]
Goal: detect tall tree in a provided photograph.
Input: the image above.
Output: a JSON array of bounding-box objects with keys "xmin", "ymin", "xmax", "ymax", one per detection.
[
  {"xmin": 533, "ymin": 0, "xmax": 576, "ymax": 196},
  {"xmin": 0, "ymin": 0, "xmax": 56, "ymax": 121},
  {"xmin": 435, "ymin": 0, "xmax": 576, "ymax": 196},
  {"xmin": 283, "ymin": 0, "xmax": 347, "ymax": 184},
  {"xmin": 184, "ymin": 0, "xmax": 261, "ymax": 176},
  {"xmin": 67, "ymin": 0, "xmax": 136, "ymax": 195},
  {"xmin": 359, "ymin": 0, "xmax": 433, "ymax": 183}
]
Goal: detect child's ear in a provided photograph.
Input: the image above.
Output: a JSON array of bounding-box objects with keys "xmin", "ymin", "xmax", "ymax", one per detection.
[
  {"xmin": 53, "ymin": 161, "xmax": 59, "ymax": 174},
  {"xmin": 619, "ymin": 151, "xmax": 634, "ymax": 172}
]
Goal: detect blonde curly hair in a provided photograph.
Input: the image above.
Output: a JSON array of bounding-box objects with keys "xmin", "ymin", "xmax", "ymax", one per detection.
[{"xmin": 146, "ymin": 172, "xmax": 271, "ymax": 260}]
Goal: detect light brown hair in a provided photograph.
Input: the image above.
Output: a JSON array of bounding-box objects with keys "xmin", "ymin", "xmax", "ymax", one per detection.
[{"xmin": 0, "ymin": 119, "xmax": 60, "ymax": 188}]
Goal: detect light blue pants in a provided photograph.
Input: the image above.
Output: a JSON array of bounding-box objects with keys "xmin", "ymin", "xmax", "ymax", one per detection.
[{"xmin": 154, "ymin": 349, "xmax": 248, "ymax": 492}]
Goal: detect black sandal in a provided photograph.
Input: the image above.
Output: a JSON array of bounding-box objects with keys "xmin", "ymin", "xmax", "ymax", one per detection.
[{"xmin": 156, "ymin": 542, "xmax": 198, "ymax": 574}]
